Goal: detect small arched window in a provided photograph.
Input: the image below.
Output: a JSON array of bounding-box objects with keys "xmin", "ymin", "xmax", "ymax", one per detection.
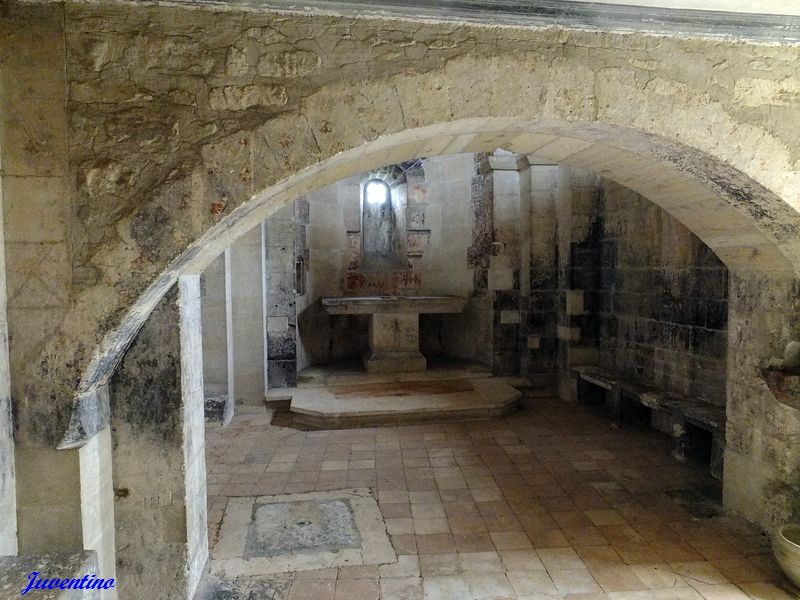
[
  {"xmin": 365, "ymin": 179, "xmax": 390, "ymax": 206},
  {"xmin": 362, "ymin": 177, "xmax": 403, "ymax": 269}
]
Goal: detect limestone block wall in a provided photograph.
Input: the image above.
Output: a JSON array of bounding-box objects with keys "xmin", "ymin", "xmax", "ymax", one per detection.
[
  {"xmin": 725, "ymin": 274, "xmax": 800, "ymax": 526},
  {"xmin": 526, "ymin": 163, "xmax": 560, "ymax": 389},
  {"xmin": 201, "ymin": 212, "xmax": 298, "ymax": 401},
  {"xmin": 265, "ymin": 204, "xmax": 300, "ymax": 388},
  {"xmin": 0, "ymin": 154, "xmax": 16, "ymax": 556},
  {"xmin": 596, "ymin": 181, "xmax": 729, "ymax": 406},
  {"xmin": 556, "ymin": 167, "xmax": 602, "ymax": 400},
  {"xmin": 0, "ymin": 3, "xmax": 80, "ymax": 552},
  {"xmin": 551, "ymin": 169, "xmax": 730, "ymax": 413},
  {"xmin": 421, "ymin": 154, "xmax": 495, "ymax": 368},
  {"xmin": 489, "ymin": 153, "xmax": 531, "ymax": 376}
]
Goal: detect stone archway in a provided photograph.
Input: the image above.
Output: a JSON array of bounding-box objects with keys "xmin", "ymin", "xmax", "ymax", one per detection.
[
  {"xmin": 83, "ymin": 118, "xmax": 800, "ymax": 596},
  {"xmin": 70, "ymin": 118, "xmax": 800, "ymax": 410}
]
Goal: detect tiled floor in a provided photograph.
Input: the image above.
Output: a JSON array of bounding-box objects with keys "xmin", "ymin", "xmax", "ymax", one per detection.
[{"xmin": 204, "ymin": 395, "xmax": 797, "ymax": 600}]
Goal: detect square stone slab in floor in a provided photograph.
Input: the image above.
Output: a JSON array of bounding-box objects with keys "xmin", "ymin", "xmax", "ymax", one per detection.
[
  {"xmin": 209, "ymin": 488, "xmax": 396, "ymax": 579},
  {"xmin": 244, "ymin": 498, "xmax": 360, "ymax": 558},
  {"xmin": 195, "ymin": 576, "xmax": 290, "ymax": 600}
]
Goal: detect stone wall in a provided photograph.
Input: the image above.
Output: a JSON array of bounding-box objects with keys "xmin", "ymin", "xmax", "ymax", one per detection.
[
  {"xmin": 200, "ymin": 252, "xmax": 230, "ymax": 399},
  {"xmin": 556, "ymin": 167, "xmax": 602, "ymax": 399},
  {"xmin": 553, "ymin": 171, "xmax": 730, "ymax": 407},
  {"xmin": 724, "ymin": 274, "xmax": 800, "ymax": 526},
  {"xmin": 201, "ymin": 211, "xmax": 298, "ymax": 403},
  {"xmin": 596, "ymin": 181, "xmax": 729, "ymax": 405},
  {"xmin": 526, "ymin": 163, "xmax": 560, "ymax": 389},
  {"xmin": 265, "ymin": 204, "xmax": 299, "ymax": 388}
]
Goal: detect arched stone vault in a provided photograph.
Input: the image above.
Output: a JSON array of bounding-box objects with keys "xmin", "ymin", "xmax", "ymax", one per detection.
[{"xmin": 59, "ymin": 117, "xmax": 800, "ymax": 448}]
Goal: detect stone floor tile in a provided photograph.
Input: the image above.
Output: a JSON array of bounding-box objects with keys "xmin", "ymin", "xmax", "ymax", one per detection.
[
  {"xmin": 288, "ymin": 579, "xmax": 336, "ymax": 600},
  {"xmin": 449, "ymin": 516, "xmax": 490, "ymax": 534},
  {"xmin": 387, "ymin": 518, "xmax": 415, "ymax": 535},
  {"xmin": 607, "ymin": 591, "xmax": 658, "ymax": 600},
  {"xmin": 414, "ymin": 518, "xmax": 451, "ymax": 535},
  {"xmin": 423, "ymin": 575, "xmax": 472, "ymax": 600},
  {"xmin": 321, "ymin": 460, "xmax": 348, "ymax": 471},
  {"xmin": 466, "ymin": 572, "xmax": 516, "ymax": 599},
  {"xmin": 294, "ymin": 568, "xmax": 337, "ymax": 580},
  {"xmin": 552, "ymin": 510, "xmax": 596, "ymax": 529},
  {"xmin": 334, "ymin": 577, "xmax": 379, "ymax": 600},
  {"xmin": 649, "ymin": 590, "xmax": 703, "ymax": 600},
  {"xmin": 737, "ymin": 582, "xmax": 799, "ymax": 600},
  {"xmin": 550, "ymin": 568, "xmax": 603, "ymax": 594},
  {"xmin": 380, "ymin": 490, "xmax": 411, "ymax": 504},
  {"xmin": 380, "ymin": 554, "xmax": 421, "ymax": 578},
  {"xmin": 459, "ymin": 551, "xmax": 505, "ymax": 574},
  {"xmin": 507, "ymin": 570, "xmax": 560, "ymax": 596},
  {"xmin": 630, "ymin": 564, "xmax": 688, "ymax": 589},
  {"xmin": 709, "ymin": 558, "xmax": 774, "ymax": 584},
  {"xmin": 589, "ymin": 565, "xmax": 649, "ymax": 592},
  {"xmin": 491, "ymin": 531, "xmax": 534, "ymax": 550},
  {"xmin": 381, "ymin": 576, "xmax": 425, "ymax": 600},
  {"xmin": 337, "ymin": 564, "xmax": 380, "ymax": 579},
  {"xmin": 454, "ymin": 532, "xmax": 497, "ymax": 553},
  {"xmin": 392, "ymin": 534, "xmax": 419, "ymax": 555},
  {"xmin": 538, "ymin": 547, "xmax": 586, "ymax": 571},
  {"xmin": 585, "ymin": 510, "xmax": 627, "ymax": 527},
  {"xmin": 419, "ymin": 553, "xmax": 461, "ymax": 577},
  {"xmin": 412, "ymin": 503, "xmax": 447, "ymax": 519},
  {"xmin": 528, "ymin": 528, "xmax": 571, "ymax": 549},
  {"xmin": 688, "ymin": 582, "xmax": 752, "ymax": 600},
  {"xmin": 416, "ymin": 533, "xmax": 457, "ymax": 554},
  {"xmin": 670, "ymin": 563, "xmax": 730, "ymax": 586},
  {"xmin": 499, "ymin": 549, "xmax": 546, "ymax": 571},
  {"xmin": 410, "ymin": 491, "xmax": 441, "ymax": 504}
]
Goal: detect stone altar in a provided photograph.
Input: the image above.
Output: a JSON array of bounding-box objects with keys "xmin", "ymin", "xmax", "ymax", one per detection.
[{"xmin": 321, "ymin": 296, "xmax": 467, "ymax": 373}]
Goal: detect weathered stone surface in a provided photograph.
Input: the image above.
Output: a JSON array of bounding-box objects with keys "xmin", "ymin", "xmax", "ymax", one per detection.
[
  {"xmin": 109, "ymin": 281, "xmax": 207, "ymax": 599},
  {"xmin": 595, "ymin": 180, "xmax": 729, "ymax": 407},
  {"xmin": 2, "ymin": 0, "xmax": 800, "ymax": 553},
  {"xmin": 244, "ymin": 499, "xmax": 360, "ymax": 558},
  {"xmin": 0, "ymin": 551, "xmax": 99, "ymax": 600}
]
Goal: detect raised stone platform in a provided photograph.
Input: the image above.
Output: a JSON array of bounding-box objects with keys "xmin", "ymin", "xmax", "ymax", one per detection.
[
  {"xmin": 267, "ymin": 368, "xmax": 522, "ymax": 429},
  {"xmin": 296, "ymin": 359, "xmax": 492, "ymax": 388}
]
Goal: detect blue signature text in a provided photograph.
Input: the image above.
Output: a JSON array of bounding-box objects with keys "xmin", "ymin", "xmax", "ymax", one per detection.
[{"xmin": 21, "ymin": 572, "xmax": 116, "ymax": 595}]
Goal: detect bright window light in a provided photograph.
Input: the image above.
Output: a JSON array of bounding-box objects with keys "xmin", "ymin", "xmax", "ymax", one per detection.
[{"xmin": 365, "ymin": 180, "xmax": 389, "ymax": 205}]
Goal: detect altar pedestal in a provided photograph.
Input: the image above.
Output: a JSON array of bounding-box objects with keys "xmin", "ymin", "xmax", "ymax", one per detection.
[{"xmin": 321, "ymin": 296, "xmax": 467, "ymax": 374}]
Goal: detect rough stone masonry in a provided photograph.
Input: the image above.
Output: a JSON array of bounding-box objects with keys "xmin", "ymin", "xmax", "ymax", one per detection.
[{"xmin": 1, "ymin": 0, "xmax": 799, "ymax": 569}]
